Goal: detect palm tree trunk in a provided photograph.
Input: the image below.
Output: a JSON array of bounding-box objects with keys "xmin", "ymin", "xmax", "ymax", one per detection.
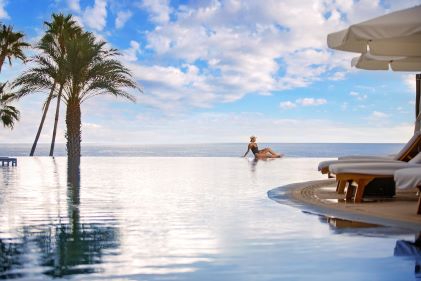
[
  {"xmin": 30, "ymin": 82, "xmax": 57, "ymax": 156},
  {"xmin": 66, "ymin": 97, "xmax": 81, "ymax": 170},
  {"xmin": 0, "ymin": 54, "xmax": 5, "ymax": 74},
  {"xmin": 49, "ymin": 83, "xmax": 64, "ymax": 156}
]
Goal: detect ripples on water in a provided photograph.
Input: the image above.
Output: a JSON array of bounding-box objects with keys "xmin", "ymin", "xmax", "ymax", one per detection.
[{"xmin": 0, "ymin": 157, "xmax": 420, "ymax": 280}]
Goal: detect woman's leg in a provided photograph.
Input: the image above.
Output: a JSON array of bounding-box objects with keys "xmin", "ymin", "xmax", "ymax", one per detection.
[
  {"xmin": 261, "ymin": 148, "xmax": 280, "ymax": 157},
  {"xmin": 256, "ymin": 149, "xmax": 282, "ymax": 158}
]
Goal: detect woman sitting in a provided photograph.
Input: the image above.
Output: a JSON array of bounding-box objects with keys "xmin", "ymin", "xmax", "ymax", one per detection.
[{"xmin": 243, "ymin": 136, "xmax": 283, "ymax": 158}]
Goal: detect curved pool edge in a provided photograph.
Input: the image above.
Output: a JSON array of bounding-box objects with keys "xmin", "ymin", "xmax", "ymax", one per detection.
[{"xmin": 268, "ymin": 179, "xmax": 421, "ymax": 232}]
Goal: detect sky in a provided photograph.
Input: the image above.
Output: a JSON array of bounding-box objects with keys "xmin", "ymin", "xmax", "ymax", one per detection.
[{"xmin": 0, "ymin": 0, "xmax": 420, "ymax": 144}]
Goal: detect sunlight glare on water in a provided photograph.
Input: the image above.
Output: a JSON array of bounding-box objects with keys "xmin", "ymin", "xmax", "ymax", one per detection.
[{"xmin": 0, "ymin": 157, "xmax": 419, "ymax": 280}]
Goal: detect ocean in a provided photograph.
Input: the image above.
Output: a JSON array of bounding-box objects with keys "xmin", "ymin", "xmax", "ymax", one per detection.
[{"xmin": 0, "ymin": 142, "xmax": 404, "ymax": 157}]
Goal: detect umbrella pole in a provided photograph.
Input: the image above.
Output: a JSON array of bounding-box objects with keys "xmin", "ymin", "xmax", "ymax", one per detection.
[{"xmin": 417, "ymin": 74, "xmax": 420, "ymax": 118}]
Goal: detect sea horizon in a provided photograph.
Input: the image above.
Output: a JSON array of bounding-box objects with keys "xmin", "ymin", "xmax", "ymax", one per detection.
[{"xmin": 0, "ymin": 142, "xmax": 405, "ymax": 158}]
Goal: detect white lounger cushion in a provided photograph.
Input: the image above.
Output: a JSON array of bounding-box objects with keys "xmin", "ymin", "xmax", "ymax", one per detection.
[
  {"xmin": 338, "ymin": 155, "xmax": 395, "ymax": 160},
  {"xmin": 329, "ymin": 151, "xmax": 421, "ymax": 175},
  {"xmin": 330, "ymin": 162, "xmax": 421, "ymax": 176},
  {"xmin": 318, "ymin": 158, "xmax": 399, "ymax": 171},
  {"xmin": 318, "ymin": 131, "xmax": 421, "ymax": 171},
  {"xmin": 394, "ymin": 168, "xmax": 421, "ymax": 190}
]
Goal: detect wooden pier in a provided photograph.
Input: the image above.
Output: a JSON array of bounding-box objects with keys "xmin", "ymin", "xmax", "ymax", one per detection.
[{"xmin": 0, "ymin": 157, "xmax": 17, "ymax": 166}]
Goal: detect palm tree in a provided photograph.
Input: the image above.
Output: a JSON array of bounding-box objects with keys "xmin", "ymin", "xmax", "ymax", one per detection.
[
  {"xmin": 0, "ymin": 24, "xmax": 30, "ymax": 73},
  {"xmin": 0, "ymin": 82, "xmax": 20, "ymax": 129},
  {"xmin": 44, "ymin": 14, "xmax": 82, "ymax": 157},
  {"xmin": 13, "ymin": 14, "xmax": 81, "ymax": 156},
  {"xmin": 12, "ymin": 45, "xmax": 59, "ymax": 152},
  {"xmin": 62, "ymin": 32, "xmax": 139, "ymax": 168},
  {"xmin": 0, "ymin": 24, "xmax": 28, "ymax": 130}
]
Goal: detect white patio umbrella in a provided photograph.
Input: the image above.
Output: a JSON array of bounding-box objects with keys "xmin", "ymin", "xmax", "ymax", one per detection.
[
  {"xmin": 327, "ymin": 5, "xmax": 421, "ymax": 56},
  {"xmin": 327, "ymin": 5, "xmax": 421, "ymax": 128},
  {"xmin": 351, "ymin": 53, "xmax": 421, "ymax": 72}
]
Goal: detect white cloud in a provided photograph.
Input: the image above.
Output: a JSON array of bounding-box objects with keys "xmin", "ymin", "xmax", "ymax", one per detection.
[
  {"xmin": 0, "ymin": 0, "xmax": 9, "ymax": 19},
  {"xmin": 72, "ymin": 15, "xmax": 85, "ymax": 28},
  {"xmin": 82, "ymin": 122, "xmax": 102, "ymax": 129},
  {"xmin": 115, "ymin": 10, "xmax": 132, "ymax": 29},
  {"xmin": 403, "ymin": 73, "xmax": 416, "ymax": 94},
  {"xmin": 279, "ymin": 101, "xmax": 296, "ymax": 109},
  {"xmin": 329, "ymin": 71, "xmax": 346, "ymax": 80},
  {"xmin": 83, "ymin": 0, "xmax": 107, "ymax": 31},
  {"xmin": 67, "ymin": 0, "xmax": 81, "ymax": 12},
  {"xmin": 365, "ymin": 110, "xmax": 389, "ymax": 126},
  {"xmin": 122, "ymin": 40, "xmax": 141, "ymax": 62},
  {"xmin": 138, "ymin": 0, "xmax": 171, "ymax": 24},
  {"xmin": 296, "ymin": 98, "xmax": 327, "ymax": 106},
  {"xmin": 1, "ymin": 110, "xmax": 413, "ymax": 144},
  {"xmin": 367, "ymin": 111, "xmax": 389, "ymax": 123},
  {"xmin": 349, "ymin": 91, "xmax": 367, "ymax": 100},
  {"xmin": 2, "ymin": 0, "xmax": 419, "ymax": 145},
  {"xmin": 138, "ymin": 0, "xmax": 407, "ymax": 111}
]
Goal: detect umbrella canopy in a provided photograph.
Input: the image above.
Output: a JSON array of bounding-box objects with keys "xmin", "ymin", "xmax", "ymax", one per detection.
[
  {"xmin": 327, "ymin": 5, "xmax": 421, "ymax": 132},
  {"xmin": 327, "ymin": 5, "xmax": 421, "ymax": 56},
  {"xmin": 351, "ymin": 53, "xmax": 421, "ymax": 71}
]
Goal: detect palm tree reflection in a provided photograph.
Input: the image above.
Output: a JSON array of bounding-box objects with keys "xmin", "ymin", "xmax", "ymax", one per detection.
[
  {"xmin": 0, "ymin": 160, "xmax": 120, "ymax": 278},
  {"xmin": 35, "ymin": 161, "xmax": 119, "ymax": 277},
  {"xmin": 0, "ymin": 238, "xmax": 24, "ymax": 279}
]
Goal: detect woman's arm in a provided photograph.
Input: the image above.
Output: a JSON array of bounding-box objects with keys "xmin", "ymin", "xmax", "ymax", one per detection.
[{"xmin": 243, "ymin": 144, "xmax": 251, "ymax": 157}]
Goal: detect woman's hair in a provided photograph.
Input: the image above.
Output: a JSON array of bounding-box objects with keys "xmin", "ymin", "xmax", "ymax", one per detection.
[{"xmin": 250, "ymin": 135, "xmax": 256, "ymax": 140}]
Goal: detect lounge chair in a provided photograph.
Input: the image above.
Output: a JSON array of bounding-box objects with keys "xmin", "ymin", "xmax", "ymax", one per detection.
[
  {"xmin": 318, "ymin": 131, "xmax": 421, "ymax": 174},
  {"xmin": 329, "ymin": 152, "xmax": 421, "ymax": 203},
  {"xmin": 394, "ymin": 167, "xmax": 421, "ymax": 214}
]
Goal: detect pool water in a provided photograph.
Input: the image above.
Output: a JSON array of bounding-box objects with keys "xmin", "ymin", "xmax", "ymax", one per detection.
[{"xmin": 0, "ymin": 157, "xmax": 419, "ymax": 280}]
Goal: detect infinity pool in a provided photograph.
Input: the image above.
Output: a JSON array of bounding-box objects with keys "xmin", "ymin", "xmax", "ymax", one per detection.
[{"xmin": 0, "ymin": 157, "xmax": 419, "ymax": 280}]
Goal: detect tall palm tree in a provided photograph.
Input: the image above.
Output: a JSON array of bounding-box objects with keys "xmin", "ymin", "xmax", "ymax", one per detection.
[
  {"xmin": 13, "ymin": 14, "xmax": 81, "ymax": 156},
  {"xmin": 62, "ymin": 32, "xmax": 139, "ymax": 168},
  {"xmin": 0, "ymin": 24, "xmax": 30, "ymax": 73},
  {"xmin": 0, "ymin": 82, "xmax": 20, "ymax": 129},
  {"xmin": 12, "ymin": 44, "xmax": 59, "ymax": 149},
  {"xmin": 44, "ymin": 14, "xmax": 82, "ymax": 157}
]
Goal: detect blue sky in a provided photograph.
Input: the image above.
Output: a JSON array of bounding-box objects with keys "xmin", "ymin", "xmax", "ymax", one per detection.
[{"xmin": 0, "ymin": 0, "xmax": 420, "ymax": 144}]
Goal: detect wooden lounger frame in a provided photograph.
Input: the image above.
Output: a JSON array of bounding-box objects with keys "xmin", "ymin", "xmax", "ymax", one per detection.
[
  {"xmin": 335, "ymin": 174, "xmax": 392, "ymax": 203},
  {"xmin": 336, "ymin": 174, "xmax": 421, "ymax": 215},
  {"xmin": 328, "ymin": 134, "xmax": 421, "ymax": 200}
]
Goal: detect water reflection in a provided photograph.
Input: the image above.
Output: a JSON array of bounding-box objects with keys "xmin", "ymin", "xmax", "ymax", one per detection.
[
  {"xmin": 248, "ymin": 157, "xmax": 259, "ymax": 172},
  {"xmin": 0, "ymin": 237, "xmax": 24, "ymax": 279},
  {"xmin": 35, "ymin": 222, "xmax": 119, "ymax": 277},
  {"xmin": 247, "ymin": 157, "xmax": 278, "ymax": 172},
  {"xmin": 1, "ymin": 157, "xmax": 418, "ymax": 280},
  {"xmin": 0, "ymin": 159, "xmax": 120, "ymax": 279},
  {"xmin": 67, "ymin": 158, "xmax": 80, "ymax": 190},
  {"xmin": 318, "ymin": 216, "xmax": 380, "ymax": 229},
  {"xmin": 395, "ymin": 234, "xmax": 421, "ymax": 279},
  {"xmin": 309, "ymin": 212, "xmax": 421, "ymax": 279}
]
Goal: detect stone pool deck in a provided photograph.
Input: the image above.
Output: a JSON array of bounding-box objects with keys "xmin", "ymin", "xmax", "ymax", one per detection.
[{"xmin": 271, "ymin": 179, "xmax": 421, "ymax": 231}]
